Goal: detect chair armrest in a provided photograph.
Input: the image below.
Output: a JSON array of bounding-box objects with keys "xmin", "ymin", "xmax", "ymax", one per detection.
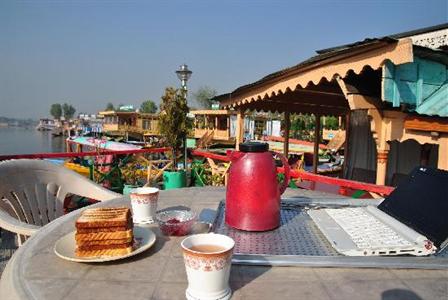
[
  {"xmin": 90, "ymin": 190, "xmax": 123, "ymax": 202},
  {"xmin": 0, "ymin": 210, "xmax": 41, "ymax": 236}
]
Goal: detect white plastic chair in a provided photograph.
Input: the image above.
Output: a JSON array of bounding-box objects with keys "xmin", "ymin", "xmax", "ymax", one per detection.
[{"xmin": 0, "ymin": 159, "xmax": 122, "ymax": 245}]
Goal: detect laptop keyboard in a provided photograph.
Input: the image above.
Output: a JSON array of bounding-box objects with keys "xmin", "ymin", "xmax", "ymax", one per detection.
[{"xmin": 325, "ymin": 208, "xmax": 414, "ymax": 249}]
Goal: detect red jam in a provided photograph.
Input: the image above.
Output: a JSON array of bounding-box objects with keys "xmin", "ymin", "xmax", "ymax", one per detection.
[
  {"xmin": 160, "ymin": 218, "xmax": 191, "ymax": 236},
  {"xmin": 167, "ymin": 218, "xmax": 180, "ymax": 224}
]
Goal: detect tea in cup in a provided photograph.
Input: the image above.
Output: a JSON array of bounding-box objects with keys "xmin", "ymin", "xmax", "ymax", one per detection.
[
  {"xmin": 129, "ymin": 187, "xmax": 159, "ymax": 224},
  {"xmin": 181, "ymin": 233, "xmax": 235, "ymax": 300}
]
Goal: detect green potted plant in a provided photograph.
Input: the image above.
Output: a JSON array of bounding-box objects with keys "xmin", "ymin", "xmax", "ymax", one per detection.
[
  {"xmin": 158, "ymin": 87, "xmax": 192, "ymax": 189},
  {"xmin": 121, "ymin": 159, "xmax": 143, "ymax": 194}
]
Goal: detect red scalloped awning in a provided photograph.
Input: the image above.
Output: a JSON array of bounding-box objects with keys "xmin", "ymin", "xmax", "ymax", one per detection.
[{"xmin": 220, "ymin": 39, "xmax": 414, "ymax": 113}]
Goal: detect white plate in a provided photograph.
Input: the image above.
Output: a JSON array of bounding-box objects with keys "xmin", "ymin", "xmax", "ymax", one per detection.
[{"xmin": 54, "ymin": 226, "xmax": 156, "ymax": 263}]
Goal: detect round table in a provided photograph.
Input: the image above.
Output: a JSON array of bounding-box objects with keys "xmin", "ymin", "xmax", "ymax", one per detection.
[{"xmin": 1, "ymin": 187, "xmax": 446, "ymax": 300}]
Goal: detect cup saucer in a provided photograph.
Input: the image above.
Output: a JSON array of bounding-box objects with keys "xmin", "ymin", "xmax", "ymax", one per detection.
[
  {"xmin": 186, "ymin": 288, "xmax": 232, "ymax": 300},
  {"xmin": 133, "ymin": 218, "xmax": 155, "ymax": 225}
]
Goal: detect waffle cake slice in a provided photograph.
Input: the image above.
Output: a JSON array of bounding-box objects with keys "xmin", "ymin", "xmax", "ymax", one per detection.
[{"xmin": 75, "ymin": 207, "xmax": 134, "ymax": 258}]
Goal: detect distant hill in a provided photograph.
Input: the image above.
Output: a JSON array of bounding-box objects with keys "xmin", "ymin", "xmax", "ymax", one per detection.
[{"xmin": 0, "ymin": 116, "xmax": 37, "ymax": 127}]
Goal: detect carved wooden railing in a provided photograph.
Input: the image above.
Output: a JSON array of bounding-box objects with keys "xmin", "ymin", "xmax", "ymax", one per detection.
[{"xmin": 191, "ymin": 149, "xmax": 394, "ymax": 196}]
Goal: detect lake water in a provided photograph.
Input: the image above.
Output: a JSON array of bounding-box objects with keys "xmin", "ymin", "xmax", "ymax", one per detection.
[{"xmin": 0, "ymin": 127, "xmax": 66, "ymax": 156}]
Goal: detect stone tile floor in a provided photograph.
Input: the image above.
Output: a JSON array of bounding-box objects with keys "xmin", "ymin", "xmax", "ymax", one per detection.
[{"xmin": 0, "ymin": 230, "xmax": 17, "ymax": 276}]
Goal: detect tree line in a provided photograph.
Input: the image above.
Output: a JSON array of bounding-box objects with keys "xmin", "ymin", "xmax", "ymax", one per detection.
[
  {"xmin": 104, "ymin": 100, "xmax": 158, "ymax": 114},
  {"xmin": 47, "ymin": 86, "xmax": 218, "ymax": 120},
  {"xmin": 50, "ymin": 103, "xmax": 76, "ymax": 120},
  {"xmin": 104, "ymin": 86, "xmax": 218, "ymax": 114}
]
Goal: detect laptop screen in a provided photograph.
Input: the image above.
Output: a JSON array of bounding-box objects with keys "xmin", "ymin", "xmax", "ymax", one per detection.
[{"xmin": 378, "ymin": 167, "xmax": 448, "ymax": 249}]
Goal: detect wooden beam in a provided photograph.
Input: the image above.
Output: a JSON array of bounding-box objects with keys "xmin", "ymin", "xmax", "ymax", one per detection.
[
  {"xmin": 346, "ymin": 94, "xmax": 380, "ymax": 110},
  {"xmin": 283, "ymin": 111, "xmax": 290, "ymax": 157},
  {"xmin": 404, "ymin": 116, "xmax": 448, "ymax": 133},
  {"xmin": 240, "ymin": 101, "xmax": 347, "ymax": 116},
  {"xmin": 335, "ymin": 75, "xmax": 362, "ymax": 97},
  {"xmin": 313, "ymin": 114, "xmax": 321, "ymax": 174},
  {"xmin": 297, "ymin": 82, "xmax": 344, "ymax": 94},
  {"xmin": 272, "ymin": 99, "xmax": 347, "ymax": 110},
  {"xmin": 265, "ymin": 91, "xmax": 348, "ymax": 107},
  {"xmin": 294, "ymin": 89, "xmax": 344, "ymax": 97}
]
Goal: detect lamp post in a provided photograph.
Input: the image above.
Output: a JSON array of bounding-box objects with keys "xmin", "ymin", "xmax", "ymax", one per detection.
[
  {"xmin": 175, "ymin": 64, "xmax": 193, "ymax": 91},
  {"xmin": 175, "ymin": 64, "xmax": 193, "ymax": 170}
]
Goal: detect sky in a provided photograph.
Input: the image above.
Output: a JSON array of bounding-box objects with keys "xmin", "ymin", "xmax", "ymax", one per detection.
[{"xmin": 0, "ymin": 0, "xmax": 447, "ymax": 119}]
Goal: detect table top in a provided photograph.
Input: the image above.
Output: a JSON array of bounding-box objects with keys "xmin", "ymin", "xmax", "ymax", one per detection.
[{"xmin": 1, "ymin": 187, "xmax": 447, "ymax": 300}]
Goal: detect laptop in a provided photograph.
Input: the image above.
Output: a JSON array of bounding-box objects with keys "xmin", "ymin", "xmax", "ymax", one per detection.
[{"xmin": 308, "ymin": 167, "xmax": 448, "ymax": 256}]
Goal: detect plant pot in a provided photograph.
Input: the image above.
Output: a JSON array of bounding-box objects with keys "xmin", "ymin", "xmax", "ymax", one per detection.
[
  {"xmin": 186, "ymin": 138, "xmax": 197, "ymax": 149},
  {"xmin": 123, "ymin": 184, "xmax": 139, "ymax": 195},
  {"xmin": 163, "ymin": 170, "xmax": 187, "ymax": 190},
  {"xmin": 191, "ymin": 160, "xmax": 206, "ymax": 187}
]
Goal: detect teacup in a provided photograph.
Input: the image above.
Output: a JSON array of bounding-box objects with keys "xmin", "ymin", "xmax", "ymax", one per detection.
[
  {"xmin": 129, "ymin": 187, "xmax": 159, "ymax": 224},
  {"xmin": 181, "ymin": 233, "xmax": 235, "ymax": 300}
]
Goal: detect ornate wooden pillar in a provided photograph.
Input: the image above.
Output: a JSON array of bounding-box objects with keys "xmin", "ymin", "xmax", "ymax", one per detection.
[
  {"xmin": 366, "ymin": 108, "xmax": 390, "ymax": 186},
  {"xmin": 235, "ymin": 109, "xmax": 244, "ymax": 150},
  {"xmin": 313, "ymin": 114, "xmax": 321, "ymax": 174},
  {"xmin": 438, "ymin": 136, "xmax": 448, "ymax": 171},
  {"xmin": 342, "ymin": 111, "xmax": 351, "ymax": 176},
  {"xmin": 227, "ymin": 116, "xmax": 230, "ymax": 140},
  {"xmin": 283, "ymin": 111, "xmax": 290, "ymax": 157},
  {"xmin": 376, "ymin": 149, "xmax": 389, "ymax": 185}
]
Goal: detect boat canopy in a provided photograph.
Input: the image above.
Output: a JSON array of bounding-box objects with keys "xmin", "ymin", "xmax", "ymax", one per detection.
[{"xmin": 68, "ymin": 137, "xmax": 142, "ymax": 151}]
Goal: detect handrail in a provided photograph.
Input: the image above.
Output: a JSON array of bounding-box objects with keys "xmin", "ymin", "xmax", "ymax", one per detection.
[
  {"xmin": 1, "ymin": 147, "xmax": 394, "ymax": 196},
  {"xmin": 191, "ymin": 149, "xmax": 394, "ymax": 196},
  {"xmin": 191, "ymin": 149, "xmax": 230, "ymax": 162},
  {"xmin": 0, "ymin": 147, "xmax": 171, "ymax": 161},
  {"xmin": 264, "ymin": 135, "xmax": 327, "ymax": 149},
  {"xmin": 277, "ymin": 167, "xmax": 394, "ymax": 196}
]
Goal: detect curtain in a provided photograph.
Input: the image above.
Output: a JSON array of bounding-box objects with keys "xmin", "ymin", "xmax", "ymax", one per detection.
[
  {"xmin": 229, "ymin": 115, "xmax": 236, "ymax": 138},
  {"xmin": 344, "ymin": 110, "xmax": 377, "ymax": 182},
  {"xmin": 386, "ymin": 140, "xmax": 439, "ymax": 186}
]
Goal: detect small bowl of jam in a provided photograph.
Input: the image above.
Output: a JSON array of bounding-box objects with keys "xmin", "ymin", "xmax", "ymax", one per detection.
[{"xmin": 156, "ymin": 210, "xmax": 196, "ymax": 236}]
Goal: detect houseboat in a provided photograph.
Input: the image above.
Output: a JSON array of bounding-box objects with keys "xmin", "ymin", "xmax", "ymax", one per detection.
[
  {"xmin": 36, "ymin": 118, "xmax": 57, "ymax": 131},
  {"xmin": 75, "ymin": 114, "xmax": 104, "ymax": 136},
  {"xmin": 190, "ymin": 109, "xmax": 282, "ymax": 148},
  {"xmin": 99, "ymin": 110, "xmax": 159, "ymax": 141},
  {"xmin": 190, "ymin": 109, "xmax": 236, "ymax": 147}
]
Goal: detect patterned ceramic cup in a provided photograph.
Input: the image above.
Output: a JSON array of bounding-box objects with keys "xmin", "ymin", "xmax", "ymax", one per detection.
[
  {"xmin": 181, "ymin": 233, "xmax": 235, "ymax": 300},
  {"xmin": 129, "ymin": 187, "xmax": 159, "ymax": 224}
]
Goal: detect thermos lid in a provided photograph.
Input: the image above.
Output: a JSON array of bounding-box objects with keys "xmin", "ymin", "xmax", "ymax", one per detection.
[{"xmin": 239, "ymin": 142, "xmax": 269, "ymax": 153}]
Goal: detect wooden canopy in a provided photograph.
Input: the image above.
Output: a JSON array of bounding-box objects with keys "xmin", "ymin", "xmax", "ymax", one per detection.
[
  {"xmin": 216, "ymin": 38, "xmax": 415, "ymax": 176},
  {"xmin": 217, "ymin": 39, "xmax": 413, "ymax": 114}
]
